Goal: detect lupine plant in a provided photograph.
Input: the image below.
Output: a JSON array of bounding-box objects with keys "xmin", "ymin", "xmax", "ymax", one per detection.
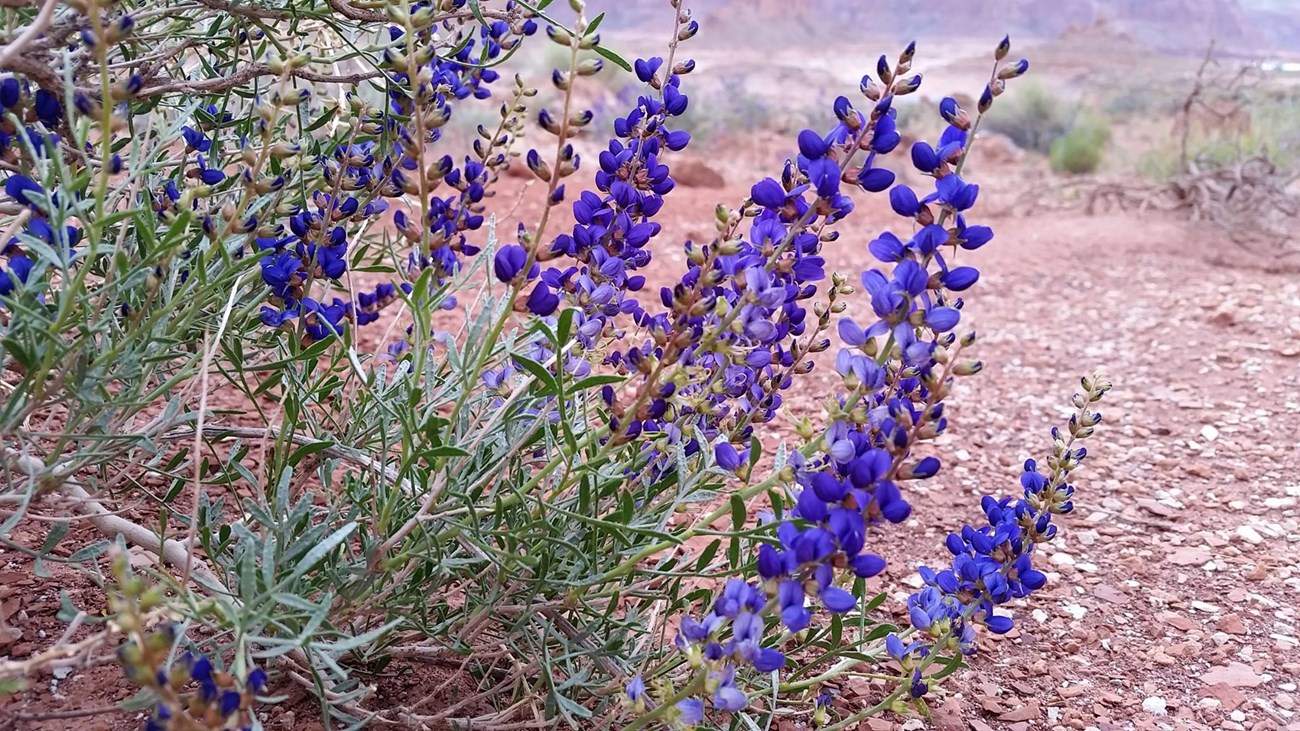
[{"xmin": 0, "ymin": 0, "xmax": 1107, "ymax": 729}]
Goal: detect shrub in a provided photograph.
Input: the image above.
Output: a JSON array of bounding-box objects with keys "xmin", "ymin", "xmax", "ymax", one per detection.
[
  {"xmin": 981, "ymin": 81, "xmax": 1072, "ymax": 154},
  {"xmin": 1050, "ymin": 116, "xmax": 1111, "ymax": 174},
  {"xmin": 0, "ymin": 4, "xmax": 1106, "ymax": 730}
]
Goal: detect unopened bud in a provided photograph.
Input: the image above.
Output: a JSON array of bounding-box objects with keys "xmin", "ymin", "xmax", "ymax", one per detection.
[
  {"xmin": 547, "ymin": 26, "xmax": 573, "ymax": 47},
  {"xmin": 576, "ymin": 59, "xmax": 604, "ymax": 76}
]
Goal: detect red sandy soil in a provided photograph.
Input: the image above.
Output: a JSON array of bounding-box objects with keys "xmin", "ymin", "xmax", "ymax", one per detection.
[{"xmin": 2, "ymin": 149, "xmax": 1299, "ymax": 731}]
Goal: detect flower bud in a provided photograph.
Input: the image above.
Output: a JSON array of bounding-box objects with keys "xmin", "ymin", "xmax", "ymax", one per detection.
[
  {"xmin": 893, "ymin": 74, "xmax": 922, "ymax": 95},
  {"xmin": 997, "ymin": 58, "xmax": 1029, "ymax": 80},
  {"xmin": 576, "ymin": 59, "xmax": 604, "ymax": 76},
  {"xmin": 995, "ymin": 35, "xmax": 1010, "ymax": 60},
  {"xmin": 547, "ymin": 26, "xmax": 574, "ymax": 47}
]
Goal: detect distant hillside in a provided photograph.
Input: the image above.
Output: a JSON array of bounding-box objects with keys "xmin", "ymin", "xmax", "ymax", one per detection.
[{"xmin": 587, "ymin": 0, "xmax": 1300, "ymax": 55}]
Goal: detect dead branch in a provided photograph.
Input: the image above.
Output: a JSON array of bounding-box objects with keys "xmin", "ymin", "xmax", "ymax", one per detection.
[{"xmin": 1011, "ymin": 156, "xmax": 1300, "ymax": 257}]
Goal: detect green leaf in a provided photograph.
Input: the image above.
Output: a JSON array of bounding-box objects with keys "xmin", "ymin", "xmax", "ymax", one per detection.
[
  {"xmin": 929, "ymin": 652, "xmax": 965, "ymax": 680},
  {"xmin": 729, "ymin": 493, "xmax": 746, "ymax": 530},
  {"xmin": 421, "ymin": 445, "xmax": 470, "ymax": 459},
  {"xmin": 67, "ymin": 541, "xmax": 108, "ymax": 562},
  {"xmin": 556, "ymin": 307, "xmax": 575, "ymax": 346},
  {"xmin": 39, "ymin": 522, "xmax": 69, "ymax": 555},
  {"xmin": 571, "ymin": 374, "xmax": 623, "ymax": 391},
  {"xmin": 513, "ymin": 355, "xmax": 558, "ymax": 396},
  {"xmin": 585, "ymin": 11, "xmax": 605, "ymax": 35},
  {"xmin": 593, "ymin": 45, "xmax": 632, "ymax": 73},
  {"xmin": 287, "ymin": 440, "xmax": 337, "ymax": 466},
  {"xmin": 863, "ymin": 591, "xmax": 888, "ymax": 612},
  {"xmin": 288, "ymin": 522, "xmax": 357, "ymax": 583},
  {"xmin": 864, "ymin": 622, "xmax": 897, "ymax": 642},
  {"xmin": 694, "ymin": 539, "xmax": 720, "ymax": 571},
  {"xmin": 305, "ymin": 107, "xmax": 337, "ymax": 132},
  {"xmin": 467, "ymin": 0, "xmax": 488, "ymax": 27}
]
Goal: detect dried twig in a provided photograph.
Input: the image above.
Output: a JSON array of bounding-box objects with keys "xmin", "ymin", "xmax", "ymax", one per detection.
[{"xmin": 0, "ymin": 0, "xmax": 59, "ymax": 68}]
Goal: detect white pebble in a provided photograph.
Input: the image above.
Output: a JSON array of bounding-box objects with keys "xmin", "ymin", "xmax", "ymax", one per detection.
[
  {"xmin": 1142, "ymin": 696, "xmax": 1168, "ymax": 715},
  {"xmin": 1236, "ymin": 525, "xmax": 1265, "ymax": 545}
]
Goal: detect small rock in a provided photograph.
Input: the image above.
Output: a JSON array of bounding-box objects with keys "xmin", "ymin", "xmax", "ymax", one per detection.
[
  {"xmin": 1236, "ymin": 525, "xmax": 1264, "ymax": 545},
  {"xmin": 1142, "ymin": 696, "xmax": 1168, "ymax": 715},
  {"xmin": 1230, "ymin": 709, "xmax": 1246, "ymax": 722},
  {"xmin": 1168, "ymin": 547, "xmax": 1213, "ymax": 565},
  {"xmin": 1201, "ymin": 424, "xmax": 1220, "ymax": 441},
  {"xmin": 931, "ymin": 698, "xmax": 964, "ymax": 731},
  {"xmin": 1202, "ymin": 662, "xmax": 1266, "ymax": 688},
  {"xmin": 999, "ymin": 701, "xmax": 1041, "ymax": 722},
  {"xmin": 1137, "ymin": 498, "xmax": 1177, "ymax": 517},
  {"xmin": 1050, "ymin": 552, "xmax": 1076, "ymax": 567},
  {"xmin": 1093, "ymin": 584, "xmax": 1129, "ymax": 605},
  {"xmin": 1211, "ymin": 309, "xmax": 1237, "ymax": 327},
  {"xmin": 978, "ymin": 695, "xmax": 1005, "ymax": 714},
  {"xmin": 672, "ymin": 159, "xmax": 726, "ymax": 188},
  {"xmin": 1216, "ymin": 613, "xmax": 1248, "ymax": 635}
]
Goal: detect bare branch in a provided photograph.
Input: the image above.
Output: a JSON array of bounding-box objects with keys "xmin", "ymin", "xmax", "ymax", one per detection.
[
  {"xmin": 129, "ymin": 64, "xmax": 387, "ymax": 98},
  {"xmin": 0, "ymin": 0, "xmax": 59, "ymax": 68},
  {"xmin": 193, "ymin": 0, "xmax": 291, "ymax": 20}
]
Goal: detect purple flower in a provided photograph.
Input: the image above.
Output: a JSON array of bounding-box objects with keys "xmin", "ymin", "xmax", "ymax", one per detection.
[
  {"xmin": 493, "ymin": 244, "xmax": 531, "ymax": 283},
  {"xmin": 941, "ymin": 266, "xmax": 979, "ymax": 291},
  {"xmin": 676, "ymin": 698, "xmax": 704, "ymax": 724},
  {"xmin": 820, "ymin": 586, "xmax": 856, "ymax": 613},
  {"xmin": 797, "ymin": 129, "xmax": 829, "ymax": 160},
  {"xmin": 933, "ymin": 174, "xmax": 978, "ymax": 210},
  {"xmin": 911, "ymin": 141, "xmax": 940, "ymax": 172},
  {"xmin": 858, "ymin": 166, "xmax": 895, "ymax": 192},
  {"xmin": 888, "ymin": 185, "xmax": 920, "ymax": 218},
  {"xmin": 750, "ymin": 178, "xmax": 786, "ymax": 208},
  {"xmin": 4, "ymin": 175, "xmax": 45, "ymax": 209},
  {"xmin": 525, "ymin": 284, "xmax": 559, "ymax": 316},
  {"xmin": 715, "ymin": 442, "xmax": 744, "ymax": 471}
]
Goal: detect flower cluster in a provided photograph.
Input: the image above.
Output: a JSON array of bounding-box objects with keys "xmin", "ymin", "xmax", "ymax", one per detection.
[
  {"xmin": 890, "ymin": 377, "xmax": 1108, "ymax": 695},
  {"xmin": 622, "ymin": 38, "xmax": 1056, "ymax": 729},
  {"xmin": 1, "ymin": 176, "xmax": 81, "ymax": 306},
  {"xmin": 0, "ymin": 77, "xmax": 64, "ymax": 158},
  {"xmin": 597, "ymin": 60, "xmax": 920, "ymax": 487},
  {"xmin": 179, "ymin": 4, "xmax": 541, "ymax": 343},
  {"xmin": 119, "ymin": 635, "xmax": 268, "ymax": 731},
  {"xmin": 107, "ymin": 551, "xmax": 267, "ymax": 731},
  {"xmin": 503, "ymin": 51, "xmax": 692, "ymax": 333},
  {"xmin": 478, "ymin": 7, "xmax": 696, "ymax": 403}
]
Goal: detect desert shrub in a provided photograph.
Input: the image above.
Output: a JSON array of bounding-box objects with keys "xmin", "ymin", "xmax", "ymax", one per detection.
[
  {"xmin": 1135, "ymin": 90, "xmax": 1300, "ymax": 181},
  {"xmin": 0, "ymin": 4, "xmax": 1108, "ymax": 731},
  {"xmin": 981, "ymin": 81, "xmax": 1072, "ymax": 153},
  {"xmin": 1050, "ymin": 116, "xmax": 1111, "ymax": 174}
]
